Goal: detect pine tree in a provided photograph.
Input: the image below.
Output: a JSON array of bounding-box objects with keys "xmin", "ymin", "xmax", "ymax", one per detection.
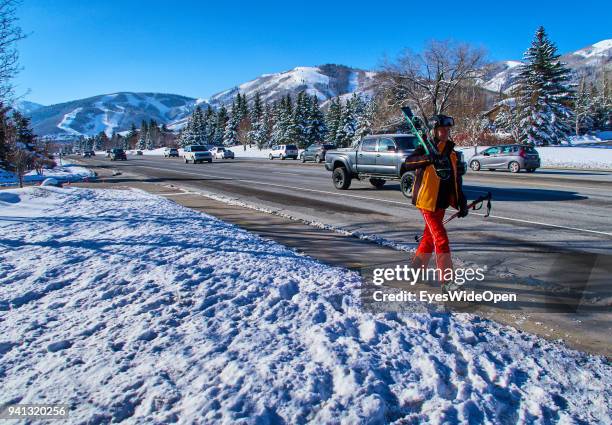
[
  {"xmin": 354, "ymin": 97, "xmax": 375, "ymax": 145},
  {"xmin": 292, "ymin": 91, "xmax": 309, "ymax": 148},
  {"xmin": 137, "ymin": 120, "xmax": 148, "ymax": 150},
  {"xmin": 223, "ymin": 104, "xmax": 239, "ymax": 146},
  {"xmin": 12, "ymin": 111, "xmax": 35, "ymax": 149},
  {"xmin": 306, "ymin": 94, "xmax": 326, "ymax": 145},
  {"xmin": 214, "ymin": 106, "xmax": 228, "ymax": 145},
  {"xmin": 325, "ymin": 98, "xmax": 342, "ymax": 144},
  {"xmin": 336, "ymin": 98, "xmax": 357, "ymax": 147},
  {"xmin": 514, "ymin": 27, "xmax": 575, "ymax": 145},
  {"xmin": 126, "ymin": 123, "xmax": 138, "ymax": 149}
]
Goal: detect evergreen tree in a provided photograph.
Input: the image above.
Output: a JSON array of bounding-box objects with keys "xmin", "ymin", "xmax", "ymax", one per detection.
[
  {"xmin": 306, "ymin": 94, "xmax": 326, "ymax": 145},
  {"xmin": 12, "ymin": 110, "xmax": 35, "ymax": 148},
  {"xmin": 336, "ymin": 98, "xmax": 357, "ymax": 147},
  {"xmin": 223, "ymin": 103, "xmax": 239, "ymax": 146},
  {"xmin": 292, "ymin": 91, "xmax": 309, "ymax": 148},
  {"xmin": 354, "ymin": 97, "xmax": 375, "ymax": 145},
  {"xmin": 137, "ymin": 120, "xmax": 148, "ymax": 150},
  {"xmin": 514, "ymin": 27, "xmax": 575, "ymax": 145},
  {"xmin": 214, "ymin": 106, "xmax": 228, "ymax": 145},
  {"xmin": 325, "ymin": 98, "xmax": 342, "ymax": 144}
]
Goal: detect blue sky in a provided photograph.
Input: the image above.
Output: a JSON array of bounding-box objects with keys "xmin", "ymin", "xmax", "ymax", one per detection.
[{"xmin": 16, "ymin": 0, "xmax": 612, "ymax": 105}]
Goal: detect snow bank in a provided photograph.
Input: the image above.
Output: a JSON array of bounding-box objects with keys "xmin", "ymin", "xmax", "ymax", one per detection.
[
  {"xmin": 0, "ymin": 187, "xmax": 609, "ymax": 423},
  {"xmin": 0, "ymin": 162, "xmax": 96, "ymax": 186}
]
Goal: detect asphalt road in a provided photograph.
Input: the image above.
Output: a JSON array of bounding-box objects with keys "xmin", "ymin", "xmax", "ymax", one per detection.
[{"xmin": 77, "ymin": 154, "xmax": 612, "ymax": 299}]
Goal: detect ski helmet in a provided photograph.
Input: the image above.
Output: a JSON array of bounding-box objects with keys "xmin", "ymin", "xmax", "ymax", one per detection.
[{"xmin": 429, "ymin": 114, "xmax": 454, "ymax": 128}]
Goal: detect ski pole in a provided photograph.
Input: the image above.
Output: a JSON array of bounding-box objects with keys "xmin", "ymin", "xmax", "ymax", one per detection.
[{"xmin": 414, "ymin": 192, "xmax": 492, "ymax": 243}]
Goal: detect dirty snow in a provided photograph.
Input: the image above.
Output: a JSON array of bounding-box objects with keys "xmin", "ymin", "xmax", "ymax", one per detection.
[{"xmin": 0, "ymin": 187, "xmax": 610, "ymax": 423}]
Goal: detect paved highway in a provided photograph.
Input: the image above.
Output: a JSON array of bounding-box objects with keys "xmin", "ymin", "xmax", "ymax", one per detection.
[{"xmin": 78, "ymin": 155, "xmax": 612, "ymax": 291}]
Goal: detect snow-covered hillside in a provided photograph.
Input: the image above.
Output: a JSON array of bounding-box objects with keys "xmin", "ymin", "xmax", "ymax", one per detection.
[
  {"xmin": 207, "ymin": 64, "xmax": 376, "ymax": 107},
  {"xmin": 12, "ymin": 100, "xmax": 45, "ymax": 115},
  {"xmin": 0, "ymin": 186, "xmax": 610, "ymax": 423},
  {"xmin": 481, "ymin": 61, "xmax": 522, "ymax": 92},
  {"xmin": 29, "ymin": 92, "xmax": 199, "ymax": 138},
  {"xmin": 482, "ymin": 39, "xmax": 612, "ymax": 94}
]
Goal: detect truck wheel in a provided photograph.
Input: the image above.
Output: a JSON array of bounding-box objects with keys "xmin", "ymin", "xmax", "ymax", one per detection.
[
  {"xmin": 369, "ymin": 178, "xmax": 386, "ymax": 189},
  {"xmin": 333, "ymin": 167, "xmax": 352, "ymax": 190},
  {"xmin": 400, "ymin": 173, "xmax": 414, "ymax": 198}
]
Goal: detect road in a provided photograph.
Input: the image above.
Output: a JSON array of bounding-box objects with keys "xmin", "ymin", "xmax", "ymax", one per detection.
[
  {"xmin": 74, "ymin": 154, "xmax": 612, "ymax": 355},
  {"xmin": 78, "ymin": 155, "xmax": 612, "ymax": 294}
]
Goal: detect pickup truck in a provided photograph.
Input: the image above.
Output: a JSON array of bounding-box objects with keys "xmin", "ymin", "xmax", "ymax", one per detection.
[{"xmin": 324, "ymin": 134, "xmax": 466, "ymax": 198}]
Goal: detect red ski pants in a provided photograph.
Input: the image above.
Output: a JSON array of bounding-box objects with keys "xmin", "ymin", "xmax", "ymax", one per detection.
[{"xmin": 414, "ymin": 208, "xmax": 453, "ymax": 273}]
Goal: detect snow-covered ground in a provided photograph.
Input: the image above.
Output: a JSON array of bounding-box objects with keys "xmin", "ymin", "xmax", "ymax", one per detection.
[
  {"xmin": 0, "ymin": 161, "xmax": 96, "ymax": 186},
  {"xmin": 1, "ymin": 187, "xmax": 609, "ymax": 423}
]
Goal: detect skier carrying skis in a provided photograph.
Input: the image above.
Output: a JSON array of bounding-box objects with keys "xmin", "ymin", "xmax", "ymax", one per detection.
[{"xmin": 404, "ymin": 114, "xmax": 468, "ymax": 290}]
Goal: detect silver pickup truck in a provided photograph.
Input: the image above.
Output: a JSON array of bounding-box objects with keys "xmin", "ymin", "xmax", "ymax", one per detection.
[{"xmin": 324, "ymin": 133, "xmax": 466, "ymax": 198}]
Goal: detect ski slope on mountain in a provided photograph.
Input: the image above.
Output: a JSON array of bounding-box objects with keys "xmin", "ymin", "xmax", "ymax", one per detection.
[{"xmin": 0, "ymin": 187, "xmax": 609, "ymax": 423}]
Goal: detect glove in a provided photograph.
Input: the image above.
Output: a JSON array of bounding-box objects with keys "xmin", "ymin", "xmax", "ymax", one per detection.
[{"xmin": 458, "ymin": 203, "xmax": 469, "ymax": 218}]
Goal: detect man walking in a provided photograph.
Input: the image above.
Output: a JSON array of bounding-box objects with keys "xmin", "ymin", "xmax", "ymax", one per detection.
[{"xmin": 404, "ymin": 115, "xmax": 468, "ymax": 291}]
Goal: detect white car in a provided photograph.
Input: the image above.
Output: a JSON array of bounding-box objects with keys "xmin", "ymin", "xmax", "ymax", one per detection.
[
  {"xmin": 269, "ymin": 144, "xmax": 299, "ymax": 160},
  {"xmin": 183, "ymin": 145, "xmax": 212, "ymax": 164},
  {"xmin": 210, "ymin": 147, "xmax": 235, "ymax": 159}
]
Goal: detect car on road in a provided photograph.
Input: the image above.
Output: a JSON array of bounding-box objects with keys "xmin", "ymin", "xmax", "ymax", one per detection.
[
  {"xmin": 269, "ymin": 144, "xmax": 298, "ymax": 160},
  {"xmin": 81, "ymin": 151, "xmax": 92, "ymax": 158},
  {"xmin": 110, "ymin": 148, "xmax": 127, "ymax": 161},
  {"xmin": 183, "ymin": 145, "xmax": 212, "ymax": 164},
  {"xmin": 300, "ymin": 144, "xmax": 336, "ymax": 163},
  {"xmin": 210, "ymin": 147, "xmax": 235, "ymax": 159},
  {"xmin": 163, "ymin": 147, "xmax": 179, "ymax": 158},
  {"xmin": 469, "ymin": 144, "xmax": 540, "ymax": 173},
  {"xmin": 325, "ymin": 134, "xmax": 466, "ymax": 198},
  {"xmin": 136, "ymin": 150, "xmax": 143, "ymax": 156}
]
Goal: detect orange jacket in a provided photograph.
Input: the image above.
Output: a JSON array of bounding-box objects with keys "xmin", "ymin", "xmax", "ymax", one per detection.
[{"xmin": 404, "ymin": 140, "xmax": 466, "ymax": 212}]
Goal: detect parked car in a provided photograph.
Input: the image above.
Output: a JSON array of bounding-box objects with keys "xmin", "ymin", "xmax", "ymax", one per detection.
[
  {"xmin": 183, "ymin": 145, "xmax": 212, "ymax": 164},
  {"xmin": 300, "ymin": 144, "xmax": 336, "ymax": 163},
  {"xmin": 210, "ymin": 147, "xmax": 235, "ymax": 159},
  {"xmin": 469, "ymin": 144, "xmax": 540, "ymax": 173},
  {"xmin": 136, "ymin": 150, "xmax": 143, "ymax": 156},
  {"xmin": 163, "ymin": 147, "xmax": 179, "ymax": 158},
  {"xmin": 110, "ymin": 148, "xmax": 127, "ymax": 161},
  {"xmin": 81, "ymin": 151, "xmax": 92, "ymax": 158},
  {"xmin": 269, "ymin": 144, "xmax": 298, "ymax": 160},
  {"xmin": 325, "ymin": 134, "xmax": 466, "ymax": 198}
]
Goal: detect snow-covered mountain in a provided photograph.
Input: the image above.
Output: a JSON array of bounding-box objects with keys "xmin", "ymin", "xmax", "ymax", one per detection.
[
  {"xmin": 207, "ymin": 64, "xmax": 376, "ymax": 107},
  {"xmin": 23, "ymin": 40, "xmax": 611, "ymax": 137},
  {"xmin": 481, "ymin": 61, "xmax": 523, "ymax": 93},
  {"xmin": 481, "ymin": 39, "xmax": 612, "ymax": 93},
  {"xmin": 29, "ymin": 92, "xmax": 199, "ymax": 138},
  {"xmin": 13, "ymin": 100, "xmax": 45, "ymax": 115}
]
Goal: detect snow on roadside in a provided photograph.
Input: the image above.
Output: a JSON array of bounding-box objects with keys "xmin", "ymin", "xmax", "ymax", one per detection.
[
  {"xmin": 0, "ymin": 187, "xmax": 609, "ymax": 423},
  {"xmin": 0, "ymin": 161, "xmax": 96, "ymax": 186}
]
